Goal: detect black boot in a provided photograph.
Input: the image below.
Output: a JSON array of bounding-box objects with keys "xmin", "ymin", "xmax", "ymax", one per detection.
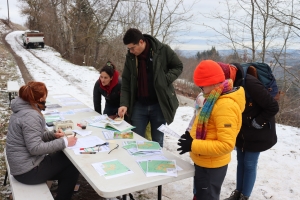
[
  {"xmin": 239, "ymin": 193, "xmax": 249, "ymax": 200},
  {"xmin": 224, "ymin": 190, "xmax": 241, "ymax": 200}
]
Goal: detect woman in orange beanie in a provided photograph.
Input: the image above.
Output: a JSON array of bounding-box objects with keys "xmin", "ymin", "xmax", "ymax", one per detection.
[{"xmin": 177, "ymin": 60, "xmax": 246, "ymax": 200}]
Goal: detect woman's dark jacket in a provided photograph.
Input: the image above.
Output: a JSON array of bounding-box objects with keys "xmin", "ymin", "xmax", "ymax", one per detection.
[
  {"xmin": 93, "ymin": 78, "xmax": 121, "ymax": 115},
  {"xmin": 233, "ymin": 63, "xmax": 279, "ymax": 152}
]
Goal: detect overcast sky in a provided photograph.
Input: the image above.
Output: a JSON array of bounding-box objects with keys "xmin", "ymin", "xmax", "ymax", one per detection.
[{"xmin": 0, "ymin": 0, "xmax": 224, "ymax": 51}]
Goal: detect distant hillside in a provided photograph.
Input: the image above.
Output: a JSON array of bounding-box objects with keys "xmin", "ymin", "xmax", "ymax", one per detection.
[{"xmin": 178, "ymin": 49, "xmax": 300, "ymax": 67}]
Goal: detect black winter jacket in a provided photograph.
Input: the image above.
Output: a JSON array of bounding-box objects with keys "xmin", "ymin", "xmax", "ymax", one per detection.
[
  {"xmin": 233, "ymin": 64, "xmax": 279, "ymax": 152},
  {"xmin": 93, "ymin": 78, "xmax": 121, "ymax": 115}
]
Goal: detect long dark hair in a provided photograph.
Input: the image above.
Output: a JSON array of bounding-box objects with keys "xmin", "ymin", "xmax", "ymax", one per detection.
[
  {"xmin": 99, "ymin": 61, "xmax": 116, "ymax": 78},
  {"xmin": 19, "ymin": 81, "xmax": 48, "ymax": 114}
]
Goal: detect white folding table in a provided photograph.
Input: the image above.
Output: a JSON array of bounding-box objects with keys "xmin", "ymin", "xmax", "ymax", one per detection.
[{"xmin": 47, "ymin": 94, "xmax": 195, "ymax": 199}]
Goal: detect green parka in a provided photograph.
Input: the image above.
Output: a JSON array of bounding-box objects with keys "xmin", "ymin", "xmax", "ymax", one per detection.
[{"xmin": 120, "ymin": 34, "xmax": 183, "ymax": 124}]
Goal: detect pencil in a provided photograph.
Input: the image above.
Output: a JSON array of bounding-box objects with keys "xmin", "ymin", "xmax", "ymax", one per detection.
[{"xmin": 74, "ymin": 132, "xmax": 77, "ymax": 137}]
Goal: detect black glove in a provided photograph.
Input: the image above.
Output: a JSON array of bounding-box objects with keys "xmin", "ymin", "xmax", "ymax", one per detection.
[{"xmin": 177, "ymin": 131, "xmax": 193, "ymax": 155}]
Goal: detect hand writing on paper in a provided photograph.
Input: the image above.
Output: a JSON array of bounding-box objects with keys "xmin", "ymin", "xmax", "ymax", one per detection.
[
  {"xmin": 118, "ymin": 106, "xmax": 127, "ymax": 118},
  {"xmin": 54, "ymin": 128, "xmax": 65, "ymax": 138},
  {"xmin": 67, "ymin": 136, "xmax": 77, "ymax": 147}
]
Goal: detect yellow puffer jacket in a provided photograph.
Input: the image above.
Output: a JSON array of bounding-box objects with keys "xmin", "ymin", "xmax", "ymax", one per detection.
[{"xmin": 190, "ymin": 87, "xmax": 245, "ymax": 168}]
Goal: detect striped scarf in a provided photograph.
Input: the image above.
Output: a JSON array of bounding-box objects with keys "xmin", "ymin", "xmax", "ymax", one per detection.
[{"xmin": 196, "ymin": 79, "xmax": 233, "ymax": 139}]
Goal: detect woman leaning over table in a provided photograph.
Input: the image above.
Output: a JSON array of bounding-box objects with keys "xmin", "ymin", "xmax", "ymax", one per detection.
[
  {"xmin": 6, "ymin": 81, "xmax": 79, "ymax": 200},
  {"xmin": 93, "ymin": 61, "xmax": 122, "ymax": 119}
]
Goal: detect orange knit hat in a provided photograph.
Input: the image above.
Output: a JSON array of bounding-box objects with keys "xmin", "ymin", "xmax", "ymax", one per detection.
[{"xmin": 193, "ymin": 60, "xmax": 225, "ymax": 86}]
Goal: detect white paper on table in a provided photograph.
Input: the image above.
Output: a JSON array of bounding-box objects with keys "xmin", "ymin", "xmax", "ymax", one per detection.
[
  {"xmin": 73, "ymin": 145, "xmax": 110, "ymax": 155},
  {"xmin": 61, "ymin": 101, "xmax": 83, "ymax": 106},
  {"xmin": 73, "ymin": 129, "xmax": 92, "ymax": 137},
  {"xmin": 102, "ymin": 130, "xmax": 115, "ymax": 140},
  {"xmin": 89, "ymin": 121, "xmax": 106, "ymax": 128},
  {"xmin": 68, "ymin": 136, "xmax": 107, "ymax": 154},
  {"xmin": 86, "ymin": 115, "xmax": 108, "ymax": 124},
  {"xmin": 42, "ymin": 109, "xmax": 60, "ymax": 115},
  {"xmin": 157, "ymin": 124, "xmax": 181, "ymax": 138},
  {"xmin": 91, "ymin": 163, "xmax": 107, "ymax": 176},
  {"xmin": 52, "ymin": 94, "xmax": 72, "ymax": 99},
  {"xmin": 73, "ymin": 108, "xmax": 94, "ymax": 113},
  {"xmin": 60, "ymin": 110, "xmax": 76, "ymax": 115}
]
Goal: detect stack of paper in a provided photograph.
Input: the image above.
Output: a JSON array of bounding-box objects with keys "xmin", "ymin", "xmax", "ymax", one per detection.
[
  {"xmin": 136, "ymin": 155, "xmax": 182, "ymax": 177},
  {"xmin": 122, "ymin": 141, "xmax": 162, "ymax": 157}
]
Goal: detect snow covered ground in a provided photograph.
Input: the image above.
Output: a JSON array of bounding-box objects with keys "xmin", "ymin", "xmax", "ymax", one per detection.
[{"xmin": 5, "ymin": 31, "xmax": 300, "ymax": 200}]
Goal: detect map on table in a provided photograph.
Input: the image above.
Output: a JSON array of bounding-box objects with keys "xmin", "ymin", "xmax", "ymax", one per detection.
[
  {"xmin": 92, "ymin": 159, "xmax": 133, "ymax": 179},
  {"xmin": 136, "ymin": 141, "xmax": 162, "ymax": 152}
]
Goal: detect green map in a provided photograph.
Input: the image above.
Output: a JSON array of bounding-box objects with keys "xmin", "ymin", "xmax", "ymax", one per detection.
[
  {"xmin": 137, "ymin": 141, "xmax": 162, "ymax": 151},
  {"xmin": 147, "ymin": 160, "xmax": 176, "ymax": 173},
  {"xmin": 102, "ymin": 160, "xmax": 131, "ymax": 177}
]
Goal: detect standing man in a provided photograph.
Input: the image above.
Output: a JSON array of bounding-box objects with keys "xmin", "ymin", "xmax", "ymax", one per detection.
[{"xmin": 118, "ymin": 28, "xmax": 183, "ymax": 147}]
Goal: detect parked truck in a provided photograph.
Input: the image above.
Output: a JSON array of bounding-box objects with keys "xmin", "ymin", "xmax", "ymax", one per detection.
[{"xmin": 22, "ymin": 30, "xmax": 44, "ymax": 49}]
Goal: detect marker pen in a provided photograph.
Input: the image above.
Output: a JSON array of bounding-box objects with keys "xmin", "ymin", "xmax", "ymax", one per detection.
[{"xmin": 80, "ymin": 152, "xmax": 96, "ymax": 154}]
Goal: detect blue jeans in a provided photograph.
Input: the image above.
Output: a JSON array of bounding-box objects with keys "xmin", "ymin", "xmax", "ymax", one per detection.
[
  {"xmin": 131, "ymin": 102, "xmax": 166, "ymax": 147},
  {"xmin": 236, "ymin": 147, "xmax": 260, "ymax": 197}
]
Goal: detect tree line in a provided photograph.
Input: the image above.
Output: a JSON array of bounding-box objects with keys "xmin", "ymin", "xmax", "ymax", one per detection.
[{"xmin": 19, "ymin": 0, "xmax": 300, "ymax": 127}]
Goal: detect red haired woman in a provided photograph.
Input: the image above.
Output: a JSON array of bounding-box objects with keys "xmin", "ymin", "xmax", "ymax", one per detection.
[{"xmin": 6, "ymin": 81, "xmax": 79, "ymax": 200}]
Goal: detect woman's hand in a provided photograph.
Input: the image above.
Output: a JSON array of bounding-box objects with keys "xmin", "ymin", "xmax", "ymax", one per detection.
[
  {"xmin": 54, "ymin": 128, "xmax": 65, "ymax": 138},
  {"xmin": 67, "ymin": 136, "xmax": 77, "ymax": 147}
]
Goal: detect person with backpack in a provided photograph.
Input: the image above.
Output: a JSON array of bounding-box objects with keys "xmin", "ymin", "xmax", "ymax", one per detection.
[
  {"xmin": 220, "ymin": 62, "xmax": 279, "ymax": 200},
  {"xmin": 93, "ymin": 61, "xmax": 122, "ymax": 119},
  {"xmin": 177, "ymin": 60, "xmax": 245, "ymax": 200}
]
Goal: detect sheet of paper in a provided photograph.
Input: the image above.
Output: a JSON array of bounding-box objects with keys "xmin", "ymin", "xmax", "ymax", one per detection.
[
  {"xmin": 157, "ymin": 124, "xmax": 181, "ymax": 138},
  {"xmin": 92, "ymin": 159, "xmax": 133, "ymax": 179},
  {"xmin": 147, "ymin": 160, "xmax": 177, "ymax": 177},
  {"xmin": 42, "ymin": 109, "xmax": 60, "ymax": 115},
  {"xmin": 61, "ymin": 101, "xmax": 83, "ymax": 106},
  {"xmin": 73, "ymin": 129, "xmax": 92, "ymax": 137},
  {"xmin": 73, "ymin": 108, "xmax": 94, "ymax": 113},
  {"xmin": 86, "ymin": 115, "xmax": 107, "ymax": 124},
  {"xmin": 55, "ymin": 97, "xmax": 78, "ymax": 102},
  {"xmin": 89, "ymin": 121, "xmax": 106, "ymax": 128},
  {"xmin": 136, "ymin": 141, "xmax": 162, "ymax": 152},
  {"xmin": 60, "ymin": 110, "xmax": 76, "ymax": 115},
  {"xmin": 69, "ymin": 135, "xmax": 105, "ymax": 151},
  {"xmin": 52, "ymin": 94, "xmax": 72, "ymax": 99},
  {"xmin": 102, "ymin": 130, "xmax": 115, "ymax": 140}
]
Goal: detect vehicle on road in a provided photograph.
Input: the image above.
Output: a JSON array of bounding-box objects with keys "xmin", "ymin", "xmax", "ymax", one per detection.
[{"xmin": 22, "ymin": 30, "xmax": 44, "ymax": 49}]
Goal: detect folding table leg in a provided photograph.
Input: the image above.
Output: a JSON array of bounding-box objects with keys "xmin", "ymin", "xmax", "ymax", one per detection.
[
  {"xmin": 122, "ymin": 194, "xmax": 127, "ymax": 200},
  {"xmin": 158, "ymin": 185, "xmax": 162, "ymax": 200}
]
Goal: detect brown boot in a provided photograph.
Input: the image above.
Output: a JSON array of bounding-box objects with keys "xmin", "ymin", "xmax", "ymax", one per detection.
[{"xmin": 224, "ymin": 190, "xmax": 241, "ymax": 200}]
